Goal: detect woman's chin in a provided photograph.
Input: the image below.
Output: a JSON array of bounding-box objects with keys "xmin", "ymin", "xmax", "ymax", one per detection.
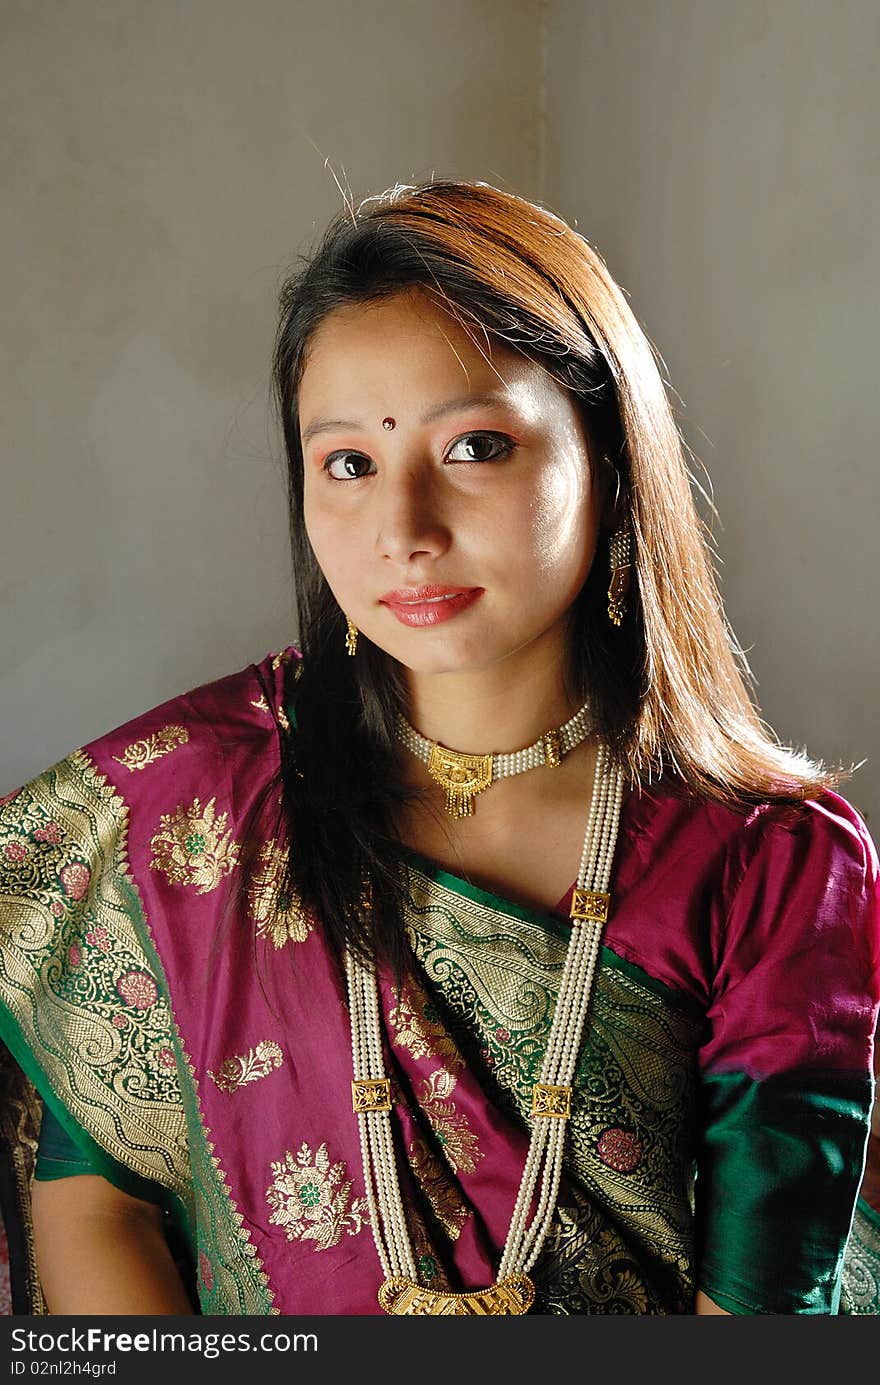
[{"xmin": 366, "ymin": 632, "xmax": 499, "ymax": 678}]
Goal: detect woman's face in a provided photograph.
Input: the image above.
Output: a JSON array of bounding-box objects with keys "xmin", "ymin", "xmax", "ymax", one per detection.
[{"xmin": 299, "ymin": 290, "xmax": 604, "ymax": 680}]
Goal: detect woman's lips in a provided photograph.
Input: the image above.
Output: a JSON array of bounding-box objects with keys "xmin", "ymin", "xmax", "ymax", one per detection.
[{"xmin": 380, "ymin": 588, "xmax": 484, "ymax": 627}]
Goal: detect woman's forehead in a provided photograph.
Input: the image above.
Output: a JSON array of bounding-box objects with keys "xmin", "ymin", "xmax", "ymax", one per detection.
[
  {"xmin": 302, "ymin": 290, "xmax": 500, "ymax": 369},
  {"xmin": 298, "ymin": 292, "xmax": 559, "ymax": 418}
]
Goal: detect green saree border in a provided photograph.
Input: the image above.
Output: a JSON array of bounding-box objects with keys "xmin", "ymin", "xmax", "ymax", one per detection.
[
  {"xmin": 0, "ymin": 751, "xmax": 277, "ymax": 1315},
  {"xmin": 402, "ymin": 854, "xmax": 702, "ymax": 1311},
  {"xmin": 126, "ymin": 893, "xmax": 278, "ymax": 1315},
  {"xmin": 400, "ymin": 847, "xmax": 704, "ymax": 1020},
  {"xmin": 841, "ymin": 1197, "xmax": 880, "ymax": 1314},
  {"xmin": 0, "ymin": 1001, "xmax": 182, "ymax": 1212}
]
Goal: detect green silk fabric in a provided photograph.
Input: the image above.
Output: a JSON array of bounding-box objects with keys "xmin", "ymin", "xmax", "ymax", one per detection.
[
  {"xmin": 697, "ymin": 1068, "xmax": 873, "ymax": 1313},
  {"xmin": 35, "ymin": 1101, "xmax": 100, "ymax": 1181}
]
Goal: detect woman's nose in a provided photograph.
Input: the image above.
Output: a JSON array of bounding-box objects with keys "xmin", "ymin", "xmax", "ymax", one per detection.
[{"xmin": 375, "ymin": 468, "xmax": 452, "ymax": 564}]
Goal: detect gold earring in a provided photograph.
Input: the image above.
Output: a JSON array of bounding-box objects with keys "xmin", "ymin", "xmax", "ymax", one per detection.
[
  {"xmin": 345, "ymin": 616, "xmax": 358, "ymax": 656},
  {"xmin": 607, "ymin": 524, "xmax": 632, "ymax": 626}
]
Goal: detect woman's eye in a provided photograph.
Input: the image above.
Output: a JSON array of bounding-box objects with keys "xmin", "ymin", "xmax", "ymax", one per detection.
[
  {"xmin": 323, "ymin": 452, "xmax": 375, "ymax": 480},
  {"xmin": 446, "ymin": 432, "xmax": 514, "ymax": 463}
]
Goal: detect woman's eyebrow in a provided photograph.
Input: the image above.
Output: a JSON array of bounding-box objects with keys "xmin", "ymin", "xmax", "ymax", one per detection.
[
  {"xmin": 421, "ymin": 389, "xmax": 514, "ymax": 424},
  {"xmin": 300, "ymin": 390, "xmax": 514, "ymax": 447}
]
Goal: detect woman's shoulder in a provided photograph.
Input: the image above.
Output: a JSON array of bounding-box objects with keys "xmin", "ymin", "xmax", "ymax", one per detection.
[
  {"xmin": 3, "ymin": 644, "xmax": 302, "ymax": 803},
  {"xmin": 618, "ymin": 775, "xmax": 878, "ymax": 964},
  {"xmin": 88, "ymin": 643, "xmax": 303, "ymax": 771},
  {"xmin": 624, "ymin": 774, "xmax": 877, "ymax": 891},
  {"xmin": 609, "ymin": 775, "xmax": 880, "ymax": 1025}
]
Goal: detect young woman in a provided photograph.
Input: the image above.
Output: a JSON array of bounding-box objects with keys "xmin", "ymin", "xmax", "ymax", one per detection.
[{"xmin": 1, "ymin": 180, "xmax": 878, "ymax": 1316}]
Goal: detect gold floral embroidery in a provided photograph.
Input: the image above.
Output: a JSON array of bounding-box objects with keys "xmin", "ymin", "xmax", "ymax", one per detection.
[
  {"xmin": 409, "ymin": 1138, "xmax": 469, "ymax": 1241},
  {"xmin": 266, "ymin": 1142, "xmax": 368, "ymax": 1250},
  {"xmin": 270, "ymin": 650, "xmax": 293, "ymax": 670},
  {"xmin": 149, "ymin": 797, "xmax": 240, "ymax": 894},
  {"xmin": 113, "ymin": 725, "xmax": 189, "ymax": 773},
  {"xmin": 418, "ymin": 1069, "xmax": 483, "ymax": 1175},
  {"xmin": 208, "ymin": 1039, "xmax": 284, "ymax": 1093},
  {"xmin": 388, "ymin": 981, "xmax": 464, "ymax": 1072},
  {"xmin": 249, "ymin": 695, "xmax": 290, "ymax": 732},
  {"xmin": 248, "ymin": 841, "xmax": 312, "ymax": 947}
]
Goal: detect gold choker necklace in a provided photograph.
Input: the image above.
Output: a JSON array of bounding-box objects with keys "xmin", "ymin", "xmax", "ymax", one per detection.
[
  {"xmin": 347, "ymin": 741, "xmax": 625, "ymax": 1313},
  {"xmin": 395, "ymin": 702, "xmax": 593, "ymax": 819}
]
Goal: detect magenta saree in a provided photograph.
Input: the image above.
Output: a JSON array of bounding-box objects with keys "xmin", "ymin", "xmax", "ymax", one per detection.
[{"xmin": 0, "ymin": 646, "xmax": 878, "ymax": 1313}]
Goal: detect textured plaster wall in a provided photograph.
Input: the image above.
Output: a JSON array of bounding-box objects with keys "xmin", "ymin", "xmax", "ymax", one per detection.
[
  {"xmin": 542, "ymin": 0, "xmax": 879, "ymax": 823},
  {"xmin": 5, "ymin": 0, "xmax": 876, "ymax": 826},
  {"xmin": 1, "ymin": 0, "xmax": 542, "ymax": 787}
]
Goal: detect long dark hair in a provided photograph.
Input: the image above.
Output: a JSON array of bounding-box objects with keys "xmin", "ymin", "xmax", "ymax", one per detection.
[{"xmin": 259, "ymin": 178, "xmax": 841, "ymax": 978}]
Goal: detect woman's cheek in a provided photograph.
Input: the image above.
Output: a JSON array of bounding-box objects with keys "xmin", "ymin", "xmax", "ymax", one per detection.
[
  {"xmin": 528, "ymin": 464, "xmax": 589, "ymax": 568},
  {"xmin": 304, "ymin": 495, "xmax": 336, "ymax": 558},
  {"xmin": 304, "ymin": 515, "xmax": 338, "ymax": 587},
  {"xmin": 326, "ymin": 523, "xmax": 368, "ymax": 597}
]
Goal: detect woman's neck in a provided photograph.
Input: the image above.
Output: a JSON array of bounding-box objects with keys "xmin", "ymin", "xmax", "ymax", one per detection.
[{"xmin": 401, "ymin": 640, "xmax": 582, "ymax": 755}]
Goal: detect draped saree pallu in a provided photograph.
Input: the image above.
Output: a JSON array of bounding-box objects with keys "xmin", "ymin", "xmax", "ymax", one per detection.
[{"xmin": 0, "ymin": 646, "xmax": 877, "ymax": 1314}]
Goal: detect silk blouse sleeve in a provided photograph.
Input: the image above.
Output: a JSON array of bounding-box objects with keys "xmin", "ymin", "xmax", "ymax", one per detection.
[
  {"xmin": 32, "ymin": 1100, "xmax": 173, "ymax": 1202},
  {"xmin": 695, "ymin": 793, "xmax": 880, "ymax": 1314}
]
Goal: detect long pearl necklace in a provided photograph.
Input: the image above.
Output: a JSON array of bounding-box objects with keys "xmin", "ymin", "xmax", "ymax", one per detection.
[
  {"xmin": 395, "ymin": 702, "xmax": 593, "ymax": 819},
  {"xmin": 346, "ymin": 740, "xmax": 625, "ymax": 1315}
]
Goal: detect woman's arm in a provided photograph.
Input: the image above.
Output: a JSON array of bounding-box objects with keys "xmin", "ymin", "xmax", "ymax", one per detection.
[
  {"xmin": 31, "ymin": 1174, "xmax": 195, "ymax": 1315},
  {"xmin": 695, "ymin": 800, "xmax": 879, "ymax": 1314},
  {"xmin": 695, "ymin": 1291, "xmax": 731, "ymax": 1315}
]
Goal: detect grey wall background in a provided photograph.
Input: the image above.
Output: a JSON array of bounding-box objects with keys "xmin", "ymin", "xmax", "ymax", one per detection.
[
  {"xmin": 0, "ymin": 0, "xmax": 542, "ymax": 785},
  {"xmin": 3, "ymin": 0, "xmax": 878, "ymax": 824},
  {"xmin": 545, "ymin": 0, "xmax": 879, "ymax": 823}
]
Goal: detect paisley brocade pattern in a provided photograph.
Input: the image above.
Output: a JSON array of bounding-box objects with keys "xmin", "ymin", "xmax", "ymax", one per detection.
[
  {"xmin": 402, "ymin": 861, "xmax": 700, "ymax": 1313},
  {"xmin": 416, "ymin": 1068, "xmax": 483, "ymax": 1176},
  {"xmin": 0, "ymin": 753, "xmax": 188, "ymax": 1191},
  {"xmin": 180, "ymin": 1040, "xmax": 278, "ymax": 1316},
  {"xmin": 0, "ymin": 751, "xmax": 278, "ymax": 1316},
  {"xmin": 840, "ymin": 1203, "xmax": 880, "ymax": 1314},
  {"xmin": 535, "ymin": 1188, "xmax": 654, "ymax": 1314}
]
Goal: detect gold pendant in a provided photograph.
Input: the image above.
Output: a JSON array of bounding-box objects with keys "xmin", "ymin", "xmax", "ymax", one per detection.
[
  {"xmin": 427, "ymin": 744, "xmax": 493, "ymax": 818},
  {"xmin": 378, "ymin": 1274, "xmax": 535, "ymax": 1315}
]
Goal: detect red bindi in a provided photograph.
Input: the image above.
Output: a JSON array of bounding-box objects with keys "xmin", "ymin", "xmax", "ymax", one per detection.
[{"xmin": 382, "ymin": 417, "xmax": 396, "ymax": 430}]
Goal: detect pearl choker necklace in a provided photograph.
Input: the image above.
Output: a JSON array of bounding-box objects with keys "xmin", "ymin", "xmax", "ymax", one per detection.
[
  {"xmin": 395, "ymin": 701, "xmax": 593, "ymax": 819},
  {"xmin": 347, "ymin": 740, "xmax": 625, "ymax": 1314}
]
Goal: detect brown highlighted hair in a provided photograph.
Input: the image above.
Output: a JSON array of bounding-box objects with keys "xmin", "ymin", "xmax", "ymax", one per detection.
[{"xmin": 263, "ymin": 179, "xmax": 842, "ymax": 973}]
